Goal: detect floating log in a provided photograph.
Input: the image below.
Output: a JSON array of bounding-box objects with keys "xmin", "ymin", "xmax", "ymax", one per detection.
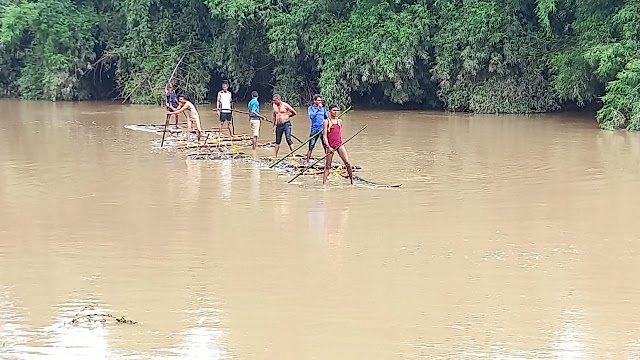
[
  {"xmin": 179, "ymin": 142, "xmax": 250, "ymax": 149},
  {"xmin": 188, "ymin": 154, "xmax": 248, "ymax": 160},
  {"xmin": 173, "ymin": 134, "xmax": 252, "ymax": 140}
]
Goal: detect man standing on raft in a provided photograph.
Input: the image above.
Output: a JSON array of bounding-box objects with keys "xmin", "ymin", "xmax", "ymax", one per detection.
[
  {"xmin": 216, "ymin": 82, "xmax": 234, "ymax": 137},
  {"xmin": 165, "ymin": 83, "xmax": 181, "ymax": 129},
  {"xmin": 306, "ymin": 94, "xmax": 328, "ymax": 162},
  {"xmin": 248, "ymin": 90, "xmax": 261, "ymax": 150},
  {"xmin": 272, "ymin": 94, "xmax": 297, "ymax": 157},
  {"xmin": 323, "ymin": 104, "xmax": 353, "ymax": 185}
]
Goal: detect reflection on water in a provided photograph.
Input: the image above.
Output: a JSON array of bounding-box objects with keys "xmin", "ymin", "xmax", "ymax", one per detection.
[
  {"xmin": 185, "ymin": 159, "xmax": 203, "ymax": 203},
  {"xmin": 1, "ymin": 100, "xmax": 640, "ymax": 359},
  {"xmin": 154, "ymin": 325, "xmax": 226, "ymax": 360},
  {"xmin": 40, "ymin": 304, "xmax": 112, "ymax": 360},
  {"xmin": 0, "ymin": 289, "xmax": 28, "ymax": 359},
  {"xmin": 219, "ymin": 160, "xmax": 232, "ymax": 203},
  {"xmin": 273, "ymin": 191, "xmax": 292, "ymax": 231},
  {"xmin": 324, "ymin": 195, "xmax": 350, "ymax": 272},
  {"xmin": 154, "ymin": 306, "xmax": 228, "ymax": 360},
  {"xmin": 326, "ymin": 202, "xmax": 349, "ymax": 246},
  {"xmin": 0, "ymin": 300, "xmax": 229, "ymax": 360},
  {"xmin": 0, "ymin": 298, "xmax": 113, "ymax": 360},
  {"xmin": 552, "ymin": 319, "xmax": 588, "ymax": 360},
  {"xmin": 249, "ymin": 167, "xmax": 260, "ymax": 208},
  {"xmin": 308, "ymin": 201, "xmax": 326, "ymax": 233}
]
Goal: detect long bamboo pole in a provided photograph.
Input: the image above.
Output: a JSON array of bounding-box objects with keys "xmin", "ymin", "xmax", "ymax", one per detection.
[
  {"xmin": 268, "ymin": 129, "xmax": 322, "ymax": 168},
  {"xmin": 200, "ymin": 134, "xmax": 210, "ymax": 149},
  {"xmin": 287, "ymin": 124, "xmax": 368, "ymax": 184},
  {"xmin": 160, "ymin": 115, "xmax": 170, "ymax": 148}
]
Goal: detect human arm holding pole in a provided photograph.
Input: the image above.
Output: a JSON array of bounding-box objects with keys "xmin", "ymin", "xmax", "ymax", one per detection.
[
  {"xmin": 166, "ymin": 100, "xmax": 178, "ymax": 112},
  {"xmin": 167, "ymin": 104, "xmax": 189, "ymax": 115}
]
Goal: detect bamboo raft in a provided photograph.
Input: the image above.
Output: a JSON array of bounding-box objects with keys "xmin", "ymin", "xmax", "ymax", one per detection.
[
  {"xmin": 127, "ymin": 123, "xmax": 361, "ymax": 171},
  {"xmin": 125, "ymin": 123, "xmax": 400, "ymax": 187}
]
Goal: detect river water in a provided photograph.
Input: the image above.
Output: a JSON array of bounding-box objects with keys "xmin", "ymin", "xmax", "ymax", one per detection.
[{"xmin": 1, "ymin": 99, "xmax": 640, "ymax": 359}]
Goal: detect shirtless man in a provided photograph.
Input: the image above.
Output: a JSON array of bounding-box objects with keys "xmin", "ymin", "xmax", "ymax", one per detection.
[
  {"xmin": 167, "ymin": 95, "xmax": 203, "ymax": 142},
  {"xmin": 272, "ymin": 94, "xmax": 297, "ymax": 157}
]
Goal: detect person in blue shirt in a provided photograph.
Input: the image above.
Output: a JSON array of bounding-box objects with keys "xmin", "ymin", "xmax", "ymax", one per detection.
[
  {"xmin": 165, "ymin": 83, "xmax": 181, "ymax": 129},
  {"xmin": 248, "ymin": 91, "xmax": 261, "ymax": 150},
  {"xmin": 306, "ymin": 94, "xmax": 328, "ymax": 162}
]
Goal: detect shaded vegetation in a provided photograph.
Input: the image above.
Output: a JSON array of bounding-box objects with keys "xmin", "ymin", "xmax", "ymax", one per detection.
[{"xmin": 0, "ymin": 0, "xmax": 638, "ymax": 129}]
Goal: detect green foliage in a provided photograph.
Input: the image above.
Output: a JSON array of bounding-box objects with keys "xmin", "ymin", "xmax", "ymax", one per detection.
[
  {"xmin": 319, "ymin": 1, "xmax": 433, "ymax": 106},
  {"xmin": 431, "ymin": 0, "xmax": 558, "ymax": 113},
  {"xmin": 547, "ymin": 0, "xmax": 637, "ymax": 112},
  {"xmin": 0, "ymin": 0, "xmax": 100, "ymax": 100},
  {"xmin": 535, "ymin": 0, "xmax": 556, "ymax": 33},
  {"xmin": 262, "ymin": 0, "xmax": 340, "ymax": 105},
  {"xmin": 0, "ymin": 1, "xmax": 38, "ymax": 45},
  {"xmin": 111, "ymin": 0, "xmax": 217, "ymax": 105},
  {"xmin": 205, "ymin": 0, "xmax": 274, "ymax": 99},
  {"xmin": 0, "ymin": 0, "xmax": 638, "ymax": 131},
  {"xmin": 597, "ymin": 60, "xmax": 640, "ymax": 130}
]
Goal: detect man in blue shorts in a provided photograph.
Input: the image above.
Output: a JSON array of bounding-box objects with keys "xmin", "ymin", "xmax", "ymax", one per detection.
[{"xmin": 306, "ymin": 94, "xmax": 328, "ymax": 162}]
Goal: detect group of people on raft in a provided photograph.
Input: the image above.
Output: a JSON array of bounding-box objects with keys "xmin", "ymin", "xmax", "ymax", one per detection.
[{"xmin": 164, "ymin": 82, "xmax": 353, "ymax": 184}]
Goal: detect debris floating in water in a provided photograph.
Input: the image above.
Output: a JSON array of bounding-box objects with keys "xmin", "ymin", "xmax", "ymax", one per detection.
[{"xmin": 67, "ymin": 304, "xmax": 138, "ymax": 326}]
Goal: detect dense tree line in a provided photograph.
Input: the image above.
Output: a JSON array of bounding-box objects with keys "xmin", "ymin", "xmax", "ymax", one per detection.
[{"xmin": 0, "ymin": 0, "xmax": 638, "ymax": 130}]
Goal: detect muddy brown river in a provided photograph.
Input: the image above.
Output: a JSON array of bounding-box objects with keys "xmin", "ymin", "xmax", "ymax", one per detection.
[{"xmin": 1, "ymin": 99, "xmax": 640, "ymax": 359}]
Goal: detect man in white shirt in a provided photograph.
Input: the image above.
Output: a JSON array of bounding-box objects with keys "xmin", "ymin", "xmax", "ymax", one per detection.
[{"xmin": 216, "ymin": 82, "xmax": 234, "ymax": 137}]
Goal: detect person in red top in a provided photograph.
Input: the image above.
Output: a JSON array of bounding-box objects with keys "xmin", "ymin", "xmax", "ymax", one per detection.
[{"xmin": 322, "ymin": 104, "xmax": 353, "ymax": 185}]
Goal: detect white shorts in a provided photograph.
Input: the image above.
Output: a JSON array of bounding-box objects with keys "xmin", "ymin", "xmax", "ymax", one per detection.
[{"xmin": 250, "ymin": 120, "xmax": 261, "ymax": 137}]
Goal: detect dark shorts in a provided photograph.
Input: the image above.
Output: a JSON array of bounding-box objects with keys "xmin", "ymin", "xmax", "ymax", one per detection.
[
  {"xmin": 166, "ymin": 104, "xmax": 178, "ymax": 113},
  {"xmin": 220, "ymin": 112, "xmax": 232, "ymax": 122},
  {"xmin": 308, "ymin": 129, "xmax": 326, "ymax": 151},
  {"xmin": 275, "ymin": 121, "xmax": 293, "ymax": 146}
]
